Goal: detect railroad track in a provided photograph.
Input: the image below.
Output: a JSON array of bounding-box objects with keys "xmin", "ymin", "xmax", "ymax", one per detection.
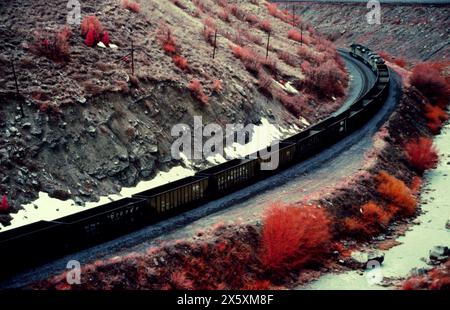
[{"xmin": 0, "ymin": 45, "xmax": 391, "ymax": 283}]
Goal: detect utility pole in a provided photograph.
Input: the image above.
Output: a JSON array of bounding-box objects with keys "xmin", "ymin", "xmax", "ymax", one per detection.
[
  {"xmin": 292, "ymin": 4, "xmax": 296, "ymax": 27},
  {"xmin": 212, "ymin": 29, "xmax": 218, "ymax": 59},
  {"xmin": 266, "ymin": 32, "xmax": 271, "ymax": 59},
  {"xmin": 300, "ymin": 24, "xmax": 303, "ymax": 46},
  {"xmin": 131, "ymin": 39, "xmax": 135, "ymax": 76}
]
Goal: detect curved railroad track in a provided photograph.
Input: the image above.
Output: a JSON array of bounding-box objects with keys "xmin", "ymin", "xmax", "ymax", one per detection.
[{"xmin": 0, "ymin": 48, "xmax": 401, "ymax": 288}]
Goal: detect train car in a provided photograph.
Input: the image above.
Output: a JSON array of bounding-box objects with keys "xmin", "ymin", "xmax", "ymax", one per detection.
[
  {"xmin": 197, "ymin": 158, "xmax": 259, "ymax": 196},
  {"xmin": 258, "ymin": 141, "xmax": 297, "ymax": 173},
  {"xmin": 133, "ymin": 176, "xmax": 209, "ymax": 215},
  {"xmin": 0, "ymin": 220, "xmax": 66, "ymax": 274},
  {"xmin": 56, "ymin": 197, "xmax": 149, "ymax": 246}
]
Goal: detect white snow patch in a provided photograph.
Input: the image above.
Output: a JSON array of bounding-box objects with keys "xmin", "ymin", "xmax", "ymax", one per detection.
[{"xmin": 2, "ymin": 118, "xmax": 299, "ymax": 231}]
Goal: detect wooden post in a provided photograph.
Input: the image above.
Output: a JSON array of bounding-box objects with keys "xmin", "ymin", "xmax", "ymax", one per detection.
[
  {"xmin": 292, "ymin": 4, "xmax": 295, "ymax": 27},
  {"xmin": 131, "ymin": 39, "xmax": 135, "ymax": 76},
  {"xmin": 212, "ymin": 29, "xmax": 218, "ymax": 59},
  {"xmin": 11, "ymin": 59, "xmax": 24, "ymax": 117},
  {"xmin": 266, "ymin": 32, "xmax": 271, "ymax": 59},
  {"xmin": 300, "ymin": 24, "xmax": 303, "ymax": 46}
]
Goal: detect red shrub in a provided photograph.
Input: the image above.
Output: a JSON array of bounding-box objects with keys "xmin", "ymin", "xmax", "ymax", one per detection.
[
  {"xmin": 303, "ymin": 60, "xmax": 347, "ymax": 98},
  {"xmin": 85, "ymin": 28, "xmax": 96, "ymax": 46},
  {"xmin": 410, "ymin": 63, "xmax": 450, "ymax": 108},
  {"xmin": 0, "ymin": 195, "xmax": 9, "ymax": 212},
  {"xmin": 257, "ymin": 69, "xmax": 273, "ymax": 94},
  {"xmin": 287, "ymin": 28, "xmax": 302, "ymax": 42},
  {"xmin": 259, "ymin": 203, "xmax": 331, "ymax": 271},
  {"xmin": 377, "ymin": 171, "xmax": 416, "ymax": 217},
  {"xmin": 80, "ymin": 15, "xmax": 103, "ymax": 37},
  {"xmin": 343, "ymin": 201, "xmax": 394, "ymax": 238},
  {"xmin": 245, "ymin": 14, "xmax": 259, "ymax": 25},
  {"xmin": 212, "ymin": 79, "xmax": 222, "ymax": 93},
  {"xmin": 32, "ymin": 27, "xmax": 71, "ymax": 61},
  {"xmin": 217, "ymin": 8, "xmax": 230, "ymax": 22},
  {"xmin": 158, "ymin": 26, "xmax": 178, "ymax": 55},
  {"xmin": 172, "ymin": 55, "xmax": 188, "ymax": 70},
  {"xmin": 202, "ymin": 27, "xmax": 216, "ymax": 46},
  {"xmin": 231, "ymin": 45, "xmax": 259, "ymax": 72},
  {"xmin": 393, "ymin": 58, "xmax": 407, "ymax": 68},
  {"xmin": 424, "ymin": 103, "xmax": 449, "ymax": 133},
  {"xmin": 277, "ymin": 51, "xmax": 297, "ymax": 67},
  {"xmin": 266, "ymin": 3, "xmax": 279, "ymax": 17},
  {"xmin": 101, "ymin": 31, "xmax": 110, "ymax": 46},
  {"xmin": 121, "ymin": 0, "xmax": 140, "ymax": 13},
  {"xmin": 258, "ymin": 19, "xmax": 272, "ymax": 33},
  {"xmin": 188, "ymin": 79, "xmax": 208, "ymax": 105},
  {"xmin": 404, "ymin": 137, "xmax": 439, "ymax": 173}
]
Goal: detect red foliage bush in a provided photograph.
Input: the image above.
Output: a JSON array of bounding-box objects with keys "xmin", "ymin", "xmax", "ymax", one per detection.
[
  {"xmin": 410, "ymin": 63, "xmax": 450, "ymax": 108},
  {"xmin": 202, "ymin": 27, "xmax": 216, "ymax": 46},
  {"xmin": 259, "ymin": 203, "xmax": 331, "ymax": 271},
  {"xmin": 0, "ymin": 195, "xmax": 9, "ymax": 212},
  {"xmin": 101, "ymin": 31, "xmax": 110, "ymax": 46},
  {"xmin": 172, "ymin": 55, "xmax": 188, "ymax": 70},
  {"xmin": 157, "ymin": 26, "xmax": 178, "ymax": 55},
  {"xmin": 85, "ymin": 28, "xmax": 96, "ymax": 46},
  {"xmin": 81, "ymin": 15, "xmax": 103, "ymax": 37},
  {"xmin": 212, "ymin": 79, "xmax": 222, "ymax": 93},
  {"xmin": 377, "ymin": 171, "xmax": 416, "ymax": 217},
  {"xmin": 217, "ymin": 8, "xmax": 230, "ymax": 22},
  {"xmin": 188, "ymin": 79, "xmax": 208, "ymax": 105},
  {"xmin": 402, "ymin": 260, "xmax": 450, "ymax": 290},
  {"xmin": 287, "ymin": 29, "xmax": 302, "ymax": 42},
  {"xmin": 258, "ymin": 19, "xmax": 272, "ymax": 33},
  {"xmin": 32, "ymin": 27, "xmax": 72, "ymax": 61},
  {"xmin": 344, "ymin": 201, "xmax": 393, "ymax": 238},
  {"xmin": 393, "ymin": 58, "xmax": 407, "ymax": 68},
  {"xmin": 245, "ymin": 14, "xmax": 260, "ymax": 25},
  {"xmin": 404, "ymin": 137, "xmax": 439, "ymax": 173},
  {"xmin": 277, "ymin": 50, "xmax": 297, "ymax": 67},
  {"xmin": 121, "ymin": 0, "xmax": 140, "ymax": 13},
  {"xmin": 266, "ymin": 3, "xmax": 279, "ymax": 17},
  {"xmin": 231, "ymin": 45, "xmax": 259, "ymax": 72},
  {"xmin": 424, "ymin": 103, "xmax": 449, "ymax": 133},
  {"xmin": 303, "ymin": 59, "xmax": 347, "ymax": 98}
]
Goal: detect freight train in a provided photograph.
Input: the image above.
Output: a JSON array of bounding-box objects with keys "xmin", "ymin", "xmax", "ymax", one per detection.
[{"xmin": 0, "ymin": 44, "xmax": 390, "ymax": 277}]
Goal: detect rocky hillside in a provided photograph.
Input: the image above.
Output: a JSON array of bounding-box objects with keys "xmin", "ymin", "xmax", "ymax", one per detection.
[
  {"xmin": 282, "ymin": 2, "xmax": 450, "ymax": 63},
  {"xmin": 0, "ymin": 0, "xmax": 348, "ymax": 218}
]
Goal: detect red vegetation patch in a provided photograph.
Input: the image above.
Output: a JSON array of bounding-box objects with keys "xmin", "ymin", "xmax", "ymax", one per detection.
[
  {"xmin": 259, "ymin": 203, "xmax": 331, "ymax": 271},
  {"xmin": 172, "ymin": 55, "xmax": 188, "ymax": 70},
  {"xmin": 101, "ymin": 31, "xmax": 110, "ymax": 47},
  {"xmin": 410, "ymin": 62, "xmax": 450, "ymax": 108},
  {"xmin": 157, "ymin": 25, "xmax": 178, "ymax": 55},
  {"xmin": 258, "ymin": 19, "xmax": 272, "ymax": 33},
  {"xmin": 31, "ymin": 26, "xmax": 71, "ymax": 61},
  {"xmin": 424, "ymin": 103, "xmax": 449, "ymax": 134},
  {"xmin": 287, "ymin": 28, "xmax": 302, "ymax": 42},
  {"xmin": 343, "ymin": 201, "xmax": 393, "ymax": 238},
  {"xmin": 121, "ymin": 0, "xmax": 140, "ymax": 13},
  {"xmin": 402, "ymin": 260, "xmax": 450, "ymax": 290},
  {"xmin": 212, "ymin": 79, "xmax": 222, "ymax": 93},
  {"xmin": 404, "ymin": 137, "xmax": 439, "ymax": 173},
  {"xmin": 266, "ymin": 3, "xmax": 279, "ymax": 17},
  {"xmin": 0, "ymin": 196, "xmax": 9, "ymax": 213},
  {"xmin": 81, "ymin": 16, "xmax": 103, "ymax": 46},
  {"xmin": 302, "ymin": 59, "xmax": 347, "ymax": 98},
  {"xmin": 377, "ymin": 171, "xmax": 416, "ymax": 217},
  {"xmin": 188, "ymin": 79, "xmax": 208, "ymax": 106}
]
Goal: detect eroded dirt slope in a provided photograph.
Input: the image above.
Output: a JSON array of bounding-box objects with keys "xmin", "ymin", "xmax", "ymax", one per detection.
[{"xmin": 0, "ymin": 0, "xmax": 348, "ymax": 215}]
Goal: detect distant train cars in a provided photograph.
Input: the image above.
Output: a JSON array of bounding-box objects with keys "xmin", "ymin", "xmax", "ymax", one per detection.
[{"xmin": 0, "ymin": 45, "xmax": 390, "ymax": 277}]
